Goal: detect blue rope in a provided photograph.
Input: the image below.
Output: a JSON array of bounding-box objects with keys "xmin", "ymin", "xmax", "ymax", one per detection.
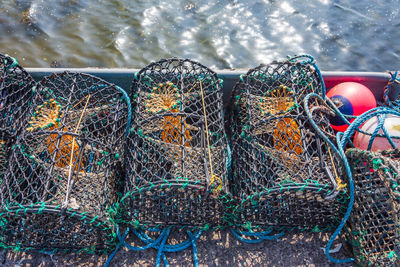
[
  {"xmin": 104, "ymin": 227, "xmax": 129, "ymax": 267},
  {"xmin": 367, "ymin": 114, "xmax": 385, "ymax": 150},
  {"xmin": 323, "ymin": 131, "xmax": 355, "ymax": 263},
  {"xmin": 380, "ymin": 119, "xmax": 397, "ymax": 149},
  {"xmin": 304, "ymin": 92, "xmax": 356, "ymax": 129},
  {"xmin": 338, "ymin": 107, "xmax": 400, "ymax": 149},
  {"xmin": 4, "ymin": 54, "xmax": 18, "ymax": 68},
  {"xmin": 288, "ymin": 54, "xmax": 326, "ymax": 97},
  {"xmin": 133, "ymin": 71, "xmax": 140, "ymax": 81},
  {"xmin": 226, "ymin": 138, "xmax": 232, "ymax": 173},
  {"xmin": 383, "ymin": 71, "xmax": 399, "ymax": 106},
  {"xmin": 288, "ymin": 54, "xmax": 316, "ymax": 65},
  {"xmin": 187, "ymin": 231, "xmax": 199, "ymax": 267},
  {"xmin": 133, "ymin": 228, "xmax": 203, "ymax": 252},
  {"xmin": 304, "ymin": 93, "xmax": 398, "ymax": 147},
  {"xmin": 119, "ymin": 226, "xmax": 202, "ymax": 266},
  {"xmin": 303, "ymin": 93, "xmax": 341, "ymax": 156},
  {"xmin": 109, "ymin": 226, "xmax": 169, "ymax": 266},
  {"xmin": 115, "ymin": 85, "xmax": 132, "ymax": 138},
  {"xmin": 117, "ymin": 226, "xmax": 165, "ymax": 251},
  {"xmin": 156, "ymin": 228, "xmax": 170, "ymax": 267},
  {"xmin": 230, "ymin": 229, "xmax": 285, "ymax": 244}
]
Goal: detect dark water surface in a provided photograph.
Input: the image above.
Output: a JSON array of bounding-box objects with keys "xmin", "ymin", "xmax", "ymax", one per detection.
[{"xmin": 0, "ymin": 0, "xmax": 399, "ymax": 70}]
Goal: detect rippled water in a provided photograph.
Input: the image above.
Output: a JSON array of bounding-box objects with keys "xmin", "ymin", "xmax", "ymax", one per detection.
[{"xmin": 0, "ymin": 0, "xmax": 399, "ymax": 70}]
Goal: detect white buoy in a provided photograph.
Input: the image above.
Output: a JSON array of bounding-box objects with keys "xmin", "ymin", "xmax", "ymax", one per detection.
[{"xmin": 354, "ymin": 114, "xmax": 400, "ymax": 151}]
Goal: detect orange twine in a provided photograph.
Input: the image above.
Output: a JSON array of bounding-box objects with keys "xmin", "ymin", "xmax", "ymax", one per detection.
[
  {"xmin": 146, "ymin": 82, "xmax": 192, "ymax": 146},
  {"xmin": 27, "ymin": 99, "xmax": 84, "ymax": 172},
  {"xmin": 260, "ymin": 85, "xmax": 303, "ymax": 157}
]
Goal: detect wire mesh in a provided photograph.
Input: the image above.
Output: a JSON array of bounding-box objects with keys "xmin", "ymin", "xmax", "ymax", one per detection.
[
  {"xmin": 118, "ymin": 58, "xmax": 231, "ymax": 230},
  {"xmin": 0, "ymin": 72, "xmax": 130, "ymax": 254},
  {"xmin": 229, "ymin": 57, "xmax": 348, "ymax": 232},
  {"xmin": 344, "ymin": 148, "xmax": 400, "ymax": 266},
  {"xmin": 0, "ymin": 54, "xmax": 36, "ymax": 180}
]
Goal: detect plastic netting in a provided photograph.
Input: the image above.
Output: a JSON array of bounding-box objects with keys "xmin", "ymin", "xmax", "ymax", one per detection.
[
  {"xmin": 117, "ymin": 58, "xmax": 231, "ymax": 231},
  {"xmin": 344, "ymin": 148, "xmax": 400, "ymax": 266},
  {"xmin": 0, "ymin": 54, "xmax": 36, "ymax": 179},
  {"xmin": 229, "ymin": 56, "xmax": 348, "ymax": 233},
  {"xmin": 0, "ymin": 72, "xmax": 131, "ymax": 254}
]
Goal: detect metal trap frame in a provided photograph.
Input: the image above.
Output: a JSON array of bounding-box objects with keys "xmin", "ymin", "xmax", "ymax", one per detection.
[
  {"xmin": 117, "ymin": 58, "xmax": 232, "ymax": 232},
  {"xmin": 0, "ymin": 71, "xmax": 131, "ymax": 254},
  {"xmin": 229, "ymin": 55, "xmax": 348, "ymax": 235}
]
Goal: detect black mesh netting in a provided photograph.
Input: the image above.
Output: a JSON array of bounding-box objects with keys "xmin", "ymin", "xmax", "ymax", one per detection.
[
  {"xmin": 229, "ymin": 57, "xmax": 349, "ymax": 232},
  {"xmin": 344, "ymin": 148, "xmax": 400, "ymax": 266},
  {"xmin": 0, "ymin": 54, "xmax": 36, "ymax": 179},
  {"xmin": 0, "ymin": 72, "xmax": 130, "ymax": 254},
  {"xmin": 117, "ymin": 58, "xmax": 232, "ymax": 230}
]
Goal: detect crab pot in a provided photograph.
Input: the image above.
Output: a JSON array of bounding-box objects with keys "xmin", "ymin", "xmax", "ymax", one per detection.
[
  {"xmin": 230, "ymin": 57, "xmax": 348, "ymax": 232},
  {"xmin": 344, "ymin": 148, "xmax": 400, "ymax": 266},
  {"xmin": 0, "ymin": 54, "xmax": 36, "ymax": 179},
  {"xmin": 0, "ymin": 72, "xmax": 130, "ymax": 254},
  {"xmin": 119, "ymin": 58, "xmax": 231, "ymax": 230}
]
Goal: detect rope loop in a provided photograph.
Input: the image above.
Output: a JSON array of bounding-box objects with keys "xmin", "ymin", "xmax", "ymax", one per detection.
[{"xmin": 230, "ymin": 228, "xmax": 285, "ymax": 244}]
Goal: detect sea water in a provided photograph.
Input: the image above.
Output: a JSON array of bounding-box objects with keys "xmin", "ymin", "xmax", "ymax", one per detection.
[{"xmin": 0, "ymin": 0, "xmax": 399, "ymax": 70}]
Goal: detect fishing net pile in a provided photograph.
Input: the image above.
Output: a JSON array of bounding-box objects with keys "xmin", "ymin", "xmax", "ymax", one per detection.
[
  {"xmin": 0, "ymin": 54, "xmax": 35, "ymax": 179},
  {"xmin": 229, "ymin": 56, "xmax": 348, "ymax": 234},
  {"xmin": 344, "ymin": 148, "xmax": 400, "ymax": 266},
  {"xmin": 0, "ymin": 72, "xmax": 130, "ymax": 254},
  {"xmin": 116, "ymin": 58, "xmax": 231, "ymax": 232}
]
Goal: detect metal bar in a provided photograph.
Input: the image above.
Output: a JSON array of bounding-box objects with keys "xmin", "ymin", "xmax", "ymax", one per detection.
[{"xmin": 25, "ymin": 68, "xmax": 395, "ymax": 104}]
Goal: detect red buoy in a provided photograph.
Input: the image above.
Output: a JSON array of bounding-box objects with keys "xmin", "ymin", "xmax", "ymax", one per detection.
[{"xmin": 326, "ymin": 82, "xmax": 377, "ymax": 132}]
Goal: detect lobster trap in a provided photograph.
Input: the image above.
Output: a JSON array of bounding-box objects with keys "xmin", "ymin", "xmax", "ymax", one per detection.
[
  {"xmin": 344, "ymin": 149, "xmax": 400, "ymax": 266},
  {"xmin": 229, "ymin": 56, "xmax": 348, "ymax": 232},
  {"xmin": 0, "ymin": 72, "xmax": 130, "ymax": 254},
  {"xmin": 0, "ymin": 54, "xmax": 36, "ymax": 179},
  {"xmin": 119, "ymin": 58, "xmax": 231, "ymax": 230}
]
